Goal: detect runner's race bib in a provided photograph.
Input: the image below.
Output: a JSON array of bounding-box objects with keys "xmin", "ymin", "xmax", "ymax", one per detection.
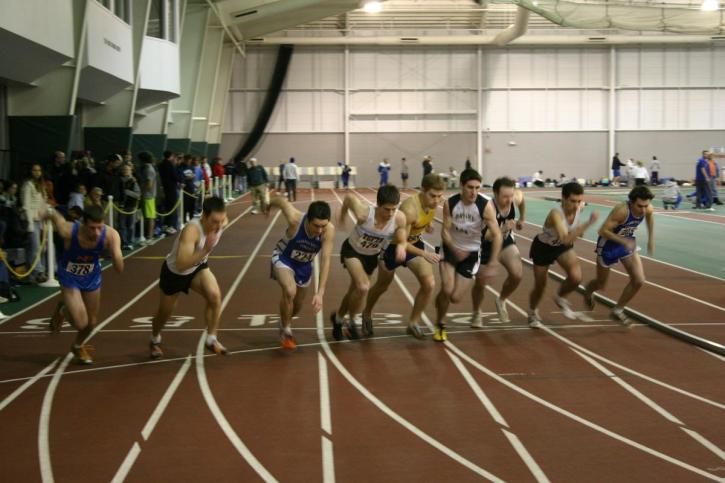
[
  {"xmin": 66, "ymin": 262, "xmax": 94, "ymax": 276},
  {"xmin": 290, "ymin": 249, "xmax": 315, "ymax": 263}
]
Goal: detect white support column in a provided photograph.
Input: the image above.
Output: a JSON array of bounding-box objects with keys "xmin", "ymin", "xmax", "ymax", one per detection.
[
  {"xmin": 477, "ymin": 46, "xmax": 483, "ymax": 176},
  {"xmin": 608, "ymin": 45, "xmax": 616, "ymax": 177},
  {"xmin": 343, "ymin": 46, "xmax": 350, "ymax": 166}
]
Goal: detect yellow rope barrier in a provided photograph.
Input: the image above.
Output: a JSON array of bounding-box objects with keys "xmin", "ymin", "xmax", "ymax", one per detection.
[
  {"xmin": 0, "ymin": 224, "xmax": 49, "ymax": 279},
  {"xmin": 155, "ymin": 195, "xmax": 183, "ymax": 217},
  {"xmin": 182, "ymin": 190, "xmax": 199, "ymax": 198},
  {"xmin": 111, "ymin": 201, "xmax": 139, "ymax": 215}
]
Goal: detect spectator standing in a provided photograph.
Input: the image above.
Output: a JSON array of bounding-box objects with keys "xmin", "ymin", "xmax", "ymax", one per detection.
[
  {"xmin": 283, "ymin": 157, "xmax": 299, "ymax": 201},
  {"xmin": 21, "ymin": 164, "xmax": 48, "ymax": 283},
  {"xmin": 378, "ymin": 158, "xmax": 391, "ymax": 186},
  {"xmin": 234, "ymin": 158, "xmax": 248, "ymax": 193},
  {"xmin": 179, "ymin": 155, "xmax": 198, "ymax": 222},
  {"xmin": 277, "ymin": 160, "xmax": 286, "ymax": 192},
  {"xmin": 158, "ymin": 150, "xmax": 182, "ymax": 234},
  {"xmin": 341, "ymin": 162, "xmax": 352, "ymax": 189},
  {"xmin": 694, "ymin": 150, "xmax": 713, "ymax": 210},
  {"xmin": 611, "ymin": 152, "xmax": 623, "ymax": 186},
  {"xmin": 422, "ymin": 155, "xmax": 433, "ymax": 186},
  {"xmin": 139, "ymin": 151, "xmax": 158, "ymax": 239},
  {"xmin": 706, "ymin": 153, "xmax": 722, "ymax": 205},
  {"xmin": 118, "ymin": 163, "xmax": 140, "ymax": 249},
  {"xmin": 400, "ymin": 158, "xmax": 409, "ymax": 189},
  {"xmin": 68, "ymin": 183, "xmax": 86, "ymax": 211},
  {"xmin": 632, "ymin": 161, "xmax": 649, "ymax": 186},
  {"xmin": 532, "ymin": 170, "xmax": 545, "ymax": 188},
  {"xmin": 247, "ymin": 158, "xmax": 269, "ymax": 214},
  {"xmin": 625, "ymin": 158, "xmax": 635, "ymax": 187},
  {"xmin": 48, "ymin": 150, "xmax": 71, "ymax": 206},
  {"xmin": 650, "ymin": 156, "xmax": 661, "ymax": 185}
]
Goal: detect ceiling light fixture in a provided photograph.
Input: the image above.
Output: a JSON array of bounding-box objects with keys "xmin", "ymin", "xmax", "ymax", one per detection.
[
  {"xmin": 701, "ymin": 0, "xmax": 719, "ymax": 11},
  {"xmin": 361, "ymin": 1, "xmax": 383, "ymax": 13}
]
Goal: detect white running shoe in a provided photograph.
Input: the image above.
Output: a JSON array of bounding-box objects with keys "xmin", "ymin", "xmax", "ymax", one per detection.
[
  {"xmin": 611, "ymin": 307, "xmax": 632, "ymax": 327},
  {"xmin": 555, "ymin": 296, "xmax": 577, "ymax": 320},
  {"xmin": 495, "ymin": 297, "xmax": 510, "ymax": 323},
  {"xmin": 470, "ymin": 312, "xmax": 484, "ymax": 329},
  {"xmin": 528, "ymin": 310, "xmax": 543, "ymax": 329}
]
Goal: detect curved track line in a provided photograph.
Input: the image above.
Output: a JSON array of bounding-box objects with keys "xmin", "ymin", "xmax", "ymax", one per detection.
[
  {"xmin": 194, "ymin": 210, "xmax": 281, "ymax": 482},
  {"xmin": 38, "ymin": 354, "xmax": 72, "ymax": 483},
  {"xmin": 366, "ymin": 188, "xmax": 725, "ymax": 409},
  {"xmin": 35, "ymin": 204, "xmax": 253, "ymax": 482},
  {"xmin": 397, "ymin": 273, "xmax": 721, "ymax": 480},
  {"xmin": 0, "ymin": 358, "xmax": 58, "ymax": 411},
  {"xmin": 312, "ymin": 257, "xmax": 505, "ymax": 483}
]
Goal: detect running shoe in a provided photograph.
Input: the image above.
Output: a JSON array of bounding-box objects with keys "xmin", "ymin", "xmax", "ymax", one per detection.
[
  {"xmin": 495, "ymin": 297, "xmax": 510, "ymax": 323},
  {"xmin": 72, "ymin": 344, "xmax": 94, "ymax": 365},
  {"xmin": 49, "ymin": 301, "xmax": 65, "ymax": 334},
  {"xmin": 280, "ymin": 331, "xmax": 297, "ymax": 351},
  {"xmin": 583, "ymin": 291, "xmax": 596, "ymax": 311},
  {"xmin": 206, "ymin": 340, "xmax": 228, "ymax": 355},
  {"xmin": 433, "ymin": 323, "xmax": 448, "ymax": 342},
  {"xmin": 470, "ymin": 312, "xmax": 484, "ymax": 329},
  {"xmin": 554, "ymin": 296, "xmax": 577, "ymax": 320},
  {"xmin": 149, "ymin": 340, "xmax": 164, "ymax": 359},
  {"xmin": 611, "ymin": 307, "xmax": 632, "ymax": 327},
  {"xmin": 343, "ymin": 320, "xmax": 360, "ymax": 340},
  {"xmin": 331, "ymin": 313, "xmax": 343, "ymax": 341},
  {"xmin": 362, "ymin": 316, "xmax": 374, "ymax": 337},
  {"xmin": 406, "ymin": 323, "xmax": 426, "ymax": 340},
  {"xmin": 528, "ymin": 310, "xmax": 543, "ymax": 329}
]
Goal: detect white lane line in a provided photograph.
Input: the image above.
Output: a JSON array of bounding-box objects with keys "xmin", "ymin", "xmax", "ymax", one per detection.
[
  {"xmin": 37, "ymin": 281, "xmax": 160, "ymax": 482},
  {"xmin": 515, "ymin": 232, "xmax": 725, "ymax": 314},
  {"xmin": 391, "ymin": 276, "xmax": 722, "ymax": 481},
  {"xmin": 111, "ymin": 356, "xmax": 192, "ymax": 483},
  {"xmin": 38, "ymin": 353, "xmax": 72, "ymax": 483},
  {"xmin": 321, "ymin": 436, "xmax": 335, "ymax": 483},
  {"xmin": 318, "ymin": 351, "xmax": 335, "ymax": 482},
  {"xmin": 141, "ymin": 356, "xmax": 192, "ymax": 440},
  {"xmin": 699, "ymin": 347, "xmax": 725, "ymax": 363},
  {"xmin": 446, "ymin": 350, "xmax": 508, "ymax": 427},
  {"xmin": 195, "ymin": 210, "xmax": 281, "ymax": 483},
  {"xmin": 110, "ymin": 442, "xmax": 141, "ymax": 483},
  {"xmin": 196, "ymin": 335, "xmax": 278, "ymax": 483},
  {"xmin": 327, "ymin": 190, "xmax": 505, "ymax": 482},
  {"xmin": 572, "ymin": 348, "xmax": 725, "ymax": 462},
  {"xmin": 0, "ymin": 358, "xmax": 59, "ymax": 411},
  {"xmin": 318, "ymin": 352, "xmax": 332, "ymax": 435},
  {"xmin": 446, "ymin": 349, "xmax": 551, "ymax": 483},
  {"xmin": 35, "ymin": 204, "xmax": 255, "ymax": 482},
  {"xmin": 370, "ymin": 189, "xmax": 725, "ymax": 409}
]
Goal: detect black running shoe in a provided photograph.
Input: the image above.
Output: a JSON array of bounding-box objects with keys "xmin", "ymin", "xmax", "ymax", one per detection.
[
  {"xmin": 362, "ymin": 316, "xmax": 374, "ymax": 337},
  {"xmin": 344, "ymin": 320, "xmax": 360, "ymax": 340},
  {"xmin": 331, "ymin": 313, "xmax": 343, "ymax": 341}
]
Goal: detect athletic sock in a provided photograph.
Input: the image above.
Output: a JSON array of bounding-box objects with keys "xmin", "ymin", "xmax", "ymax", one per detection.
[
  {"xmin": 151, "ymin": 334, "xmax": 161, "ymax": 344},
  {"xmin": 206, "ymin": 335, "xmax": 218, "ymax": 346}
]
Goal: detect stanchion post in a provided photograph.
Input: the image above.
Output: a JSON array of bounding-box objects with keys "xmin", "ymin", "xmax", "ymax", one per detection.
[
  {"xmin": 107, "ymin": 196, "xmax": 114, "ymax": 230},
  {"xmin": 179, "ymin": 188, "xmax": 185, "ymax": 227},
  {"xmin": 39, "ymin": 218, "xmax": 60, "ymax": 288}
]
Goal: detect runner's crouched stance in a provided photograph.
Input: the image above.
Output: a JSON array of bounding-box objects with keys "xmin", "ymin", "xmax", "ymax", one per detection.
[
  {"xmin": 583, "ymin": 186, "xmax": 655, "ymax": 326},
  {"xmin": 527, "ymin": 183, "xmax": 598, "ymax": 328},
  {"xmin": 361, "ymin": 173, "xmax": 445, "ymax": 339},
  {"xmin": 47, "ymin": 205, "xmax": 124, "ymax": 364},
  {"xmin": 331, "ymin": 186, "xmax": 407, "ymax": 341},
  {"xmin": 434, "ymin": 169, "xmax": 501, "ymax": 342},
  {"xmin": 270, "ymin": 197, "xmax": 335, "ymax": 350},
  {"xmin": 471, "ymin": 176, "xmax": 526, "ymax": 327},
  {"xmin": 149, "ymin": 196, "xmax": 228, "ymax": 359}
]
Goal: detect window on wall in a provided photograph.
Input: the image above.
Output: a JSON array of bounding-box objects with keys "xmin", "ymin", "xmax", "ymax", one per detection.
[
  {"xmin": 96, "ymin": 0, "xmax": 130, "ymax": 23},
  {"xmin": 147, "ymin": 0, "xmax": 177, "ymax": 42},
  {"xmin": 114, "ymin": 0, "xmax": 130, "ymax": 24},
  {"xmin": 147, "ymin": 0, "xmax": 164, "ymax": 39}
]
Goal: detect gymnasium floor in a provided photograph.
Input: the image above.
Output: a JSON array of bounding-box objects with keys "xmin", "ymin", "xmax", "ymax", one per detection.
[{"xmin": 0, "ymin": 187, "xmax": 723, "ymax": 483}]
